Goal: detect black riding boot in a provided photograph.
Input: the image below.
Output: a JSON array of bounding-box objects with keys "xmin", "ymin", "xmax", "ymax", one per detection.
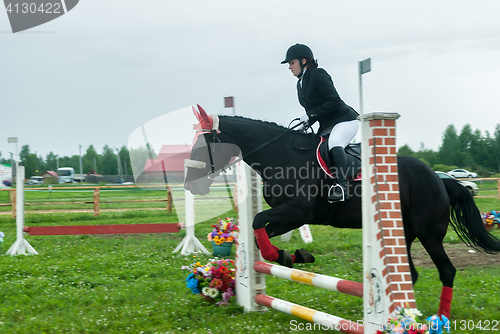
[{"xmin": 328, "ymin": 146, "xmax": 348, "ymax": 203}]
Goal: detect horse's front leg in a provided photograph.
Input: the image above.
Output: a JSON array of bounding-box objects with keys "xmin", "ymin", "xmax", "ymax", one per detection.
[
  {"xmin": 252, "ymin": 200, "xmax": 313, "ymax": 268},
  {"xmin": 263, "ymin": 221, "xmax": 316, "ymax": 265}
]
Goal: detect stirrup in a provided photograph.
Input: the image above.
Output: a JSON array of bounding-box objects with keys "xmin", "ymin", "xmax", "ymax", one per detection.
[{"xmin": 328, "ymin": 184, "xmax": 345, "ymax": 203}]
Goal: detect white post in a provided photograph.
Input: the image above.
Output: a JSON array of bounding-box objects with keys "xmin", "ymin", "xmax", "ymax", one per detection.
[
  {"xmin": 280, "ymin": 230, "xmax": 292, "ymax": 242},
  {"xmin": 6, "ymin": 166, "xmax": 38, "ymax": 255},
  {"xmin": 359, "ymin": 58, "xmax": 371, "ymax": 116},
  {"xmin": 173, "ymin": 162, "xmax": 209, "ymax": 255},
  {"xmin": 280, "ymin": 225, "xmax": 313, "ymax": 243},
  {"xmin": 235, "ymin": 162, "xmax": 267, "ymax": 312},
  {"xmin": 298, "ymin": 225, "xmax": 313, "ymax": 243},
  {"xmin": 359, "ymin": 67, "xmax": 363, "ymax": 115},
  {"xmin": 79, "ymin": 145, "xmax": 83, "ymax": 183}
]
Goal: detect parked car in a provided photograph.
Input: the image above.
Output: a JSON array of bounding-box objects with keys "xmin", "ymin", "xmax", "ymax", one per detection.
[
  {"xmin": 447, "ymin": 169, "xmax": 477, "ymax": 178},
  {"xmin": 27, "ymin": 176, "xmax": 44, "ymax": 185},
  {"xmin": 436, "ymin": 172, "xmax": 479, "ymax": 196}
]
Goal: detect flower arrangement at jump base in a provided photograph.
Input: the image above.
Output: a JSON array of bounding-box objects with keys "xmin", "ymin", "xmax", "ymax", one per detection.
[
  {"xmin": 207, "ymin": 217, "xmax": 239, "ymax": 256},
  {"xmin": 482, "ymin": 210, "xmax": 500, "ymax": 231},
  {"xmin": 182, "ymin": 258, "xmax": 236, "ymax": 306},
  {"xmin": 207, "ymin": 217, "xmax": 238, "ymax": 245},
  {"xmin": 375, "ymin": 306, "xmax": 449, "ymax": 334}
]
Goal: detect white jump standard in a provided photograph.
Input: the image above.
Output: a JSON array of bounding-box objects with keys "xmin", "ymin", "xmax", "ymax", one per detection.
[{"xmin": 6, "ymin": 166, "xmax": 38, "ymax": 256}]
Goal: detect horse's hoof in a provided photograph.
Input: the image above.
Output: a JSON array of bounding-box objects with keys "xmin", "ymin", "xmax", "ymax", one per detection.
[
  {"xmin": 294, "ymin": 249, "xmax": 315, "ymax": 264},
  {"xmin": 277, "ymin": 250, "xmax": 293, "ymax": 268}
]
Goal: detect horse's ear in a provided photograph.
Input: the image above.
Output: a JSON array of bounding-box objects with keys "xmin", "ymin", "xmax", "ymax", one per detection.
[
  {"xmin": 192, "ymin": 105, "xmax": 201, "ymax": 121},
  {"xmin": 197, "ymin": 104, "xmax": 207, "ymax": 116},
  {"xmin": 192, "ymin": 105, "xmax": 213, "ymax": 130},
  {"xmin": 197, "ymin": 105, "xmax": 212, "ymax": 123}
]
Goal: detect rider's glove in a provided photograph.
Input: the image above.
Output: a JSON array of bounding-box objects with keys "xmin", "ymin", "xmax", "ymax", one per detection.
[
  {"xmin": 299, "ymin": 113, "xmax": 309, "ymax": 127},
  {"xmin": 296, "ymin": 113, "xmax": 310, "ymax": 132}
]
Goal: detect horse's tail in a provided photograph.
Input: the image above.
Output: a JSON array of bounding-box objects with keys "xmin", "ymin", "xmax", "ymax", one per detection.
[{"xmin": 442, "ymin": 178, "xmax": 500, "ymax": 253}]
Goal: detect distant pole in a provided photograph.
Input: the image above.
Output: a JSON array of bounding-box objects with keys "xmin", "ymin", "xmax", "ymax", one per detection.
[
  {"xmin": 8, "ymin": 137, "xmax": 18, "ymax": 184},
  {"xmin": 358, "ymin": 58, "xmax": 371, "ymax": 115},
  {"xmin": 115, "ymin": 147, "xmax": 122, "ymax": 179},
  {"xmin": 9, "ymin": 152, "xmax": 14, "ymax": 184},
  {"xmin": 224, "ymin": 96, "xmax": 235, "ymax": 115},
  {"xmin": 79, "ymin": 145, "xmax": 83, "ymax": 183}
]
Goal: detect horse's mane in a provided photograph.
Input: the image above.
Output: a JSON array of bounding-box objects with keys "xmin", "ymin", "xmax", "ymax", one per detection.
[{"xmin": 218, "ymin": 115, "xmax": 304, "ymax": 135}]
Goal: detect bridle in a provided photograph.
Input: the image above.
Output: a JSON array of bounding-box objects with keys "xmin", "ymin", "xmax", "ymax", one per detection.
[
  {"xmin": 203, "ymin": 129, "xmax": 229, "ymax": 180},
  {"xmin": 184, "ymin": 114, "xmax": 230, "ymax": 180}
]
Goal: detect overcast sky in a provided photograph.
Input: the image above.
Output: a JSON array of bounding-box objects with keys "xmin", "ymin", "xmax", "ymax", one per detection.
[{"xmin": 2, "ymin": 0, "xmax": 500, "ymax": 162}]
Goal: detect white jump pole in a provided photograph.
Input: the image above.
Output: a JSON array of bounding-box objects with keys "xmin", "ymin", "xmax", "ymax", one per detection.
[
  {"xmin": 6, "ymin": 166, "xmax": 38, "ymax": 255},
  {"xmin": 280, "ymin": 224, "xmax": 313, "ymax": 243},
  {"xmin": 173, "ymin": 162, "xmax": 209, "ymax": 255}
]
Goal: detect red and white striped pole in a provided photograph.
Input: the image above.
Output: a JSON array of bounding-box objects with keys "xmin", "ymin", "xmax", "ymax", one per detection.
[
  {"xmin": 254, "ymin": 261, "xmax": 363, "ymax": 298},
  {"xmin": 255, "ymin": 294, "xmax": 363, "ymax": 334}
]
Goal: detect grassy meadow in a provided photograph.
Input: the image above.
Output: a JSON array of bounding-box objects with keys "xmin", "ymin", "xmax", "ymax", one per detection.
[{"xmin": 0, "ymin": 186, "xmax": 499, "ymax": 334}]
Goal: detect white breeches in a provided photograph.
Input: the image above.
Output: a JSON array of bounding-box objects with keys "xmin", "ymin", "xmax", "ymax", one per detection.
[{"xmin": 328, "ymin": 120, "xmax": 359, "ymax": 150}]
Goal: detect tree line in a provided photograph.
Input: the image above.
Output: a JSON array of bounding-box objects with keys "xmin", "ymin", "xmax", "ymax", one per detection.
[
  {"xmin": 1, "ymin": 123, "xmax": 499, "ymax": 179},
  {"xmin": 0, "ymin": 145, "xmax": 134, "ymax": 179},
  {"xmin": 398, "ymin": 123, "xmax": 500, "ymax": 176}
]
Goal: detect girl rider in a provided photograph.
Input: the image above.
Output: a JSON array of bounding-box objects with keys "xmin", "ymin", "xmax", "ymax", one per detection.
[{"xmin": 282, "ymin": 43, "xmax": 359, "ymax": 202}]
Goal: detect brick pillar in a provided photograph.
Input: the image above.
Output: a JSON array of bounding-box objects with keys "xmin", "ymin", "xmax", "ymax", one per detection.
[{"xmin": 361, "ymin": 112, "xmax": 416, "ymax": 332}]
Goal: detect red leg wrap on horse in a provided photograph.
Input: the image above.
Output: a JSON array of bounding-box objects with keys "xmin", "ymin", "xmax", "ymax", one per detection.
[
  {"xmin": 438, "ymin": 286, "xmax": 453, "ymax": 319},
  {"xmin": 254, "ymin": 228, "xmax": 278, "ymax": 262}
]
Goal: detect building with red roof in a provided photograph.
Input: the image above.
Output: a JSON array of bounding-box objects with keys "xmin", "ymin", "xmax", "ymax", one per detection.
[{"xmin": 141, "ymin": 144, "xmax": 192, "ymax": 183}]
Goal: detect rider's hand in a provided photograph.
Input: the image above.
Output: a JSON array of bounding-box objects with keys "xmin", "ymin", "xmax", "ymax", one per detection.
[
  {"xmin": 297, "ymin": 124, "xmax": 306, "ymax": 132},
  {"xmin": 300, "ymin": 113, "xmax": 309, "ymax": 127},
  {"xmin": 296, "ymin": 113, "xmax": 309, "ymax": 132}
]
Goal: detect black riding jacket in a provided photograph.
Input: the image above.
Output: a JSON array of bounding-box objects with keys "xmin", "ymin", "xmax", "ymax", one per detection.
[{"xmin": 297, "ymin": 67, "xmax": 358, "ymax": 134}]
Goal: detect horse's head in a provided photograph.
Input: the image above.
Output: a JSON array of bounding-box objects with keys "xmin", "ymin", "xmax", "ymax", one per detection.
[{"xmin": 184, "ymin": 105, "xmax": 239, "ymax": 195}]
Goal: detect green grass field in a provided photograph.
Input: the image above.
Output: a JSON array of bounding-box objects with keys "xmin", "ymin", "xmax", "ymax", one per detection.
[
  {"xmin": 475, "ymin": 179, "xmax": 500, "ymax": 198},
  {"xmin": 0, "ymin": 192, "xmax": 499, "ymax": 333}
]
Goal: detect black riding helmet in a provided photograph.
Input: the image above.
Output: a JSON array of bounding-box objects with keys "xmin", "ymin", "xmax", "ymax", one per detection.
[{"xmin": 281, "ymin": 43, "xmax": 314, "ymax": 64}]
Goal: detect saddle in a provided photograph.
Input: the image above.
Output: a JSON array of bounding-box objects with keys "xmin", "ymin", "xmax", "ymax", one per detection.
[{"xmin": 316, "ymin": 137, "xmax": 362, "ymax": 181}]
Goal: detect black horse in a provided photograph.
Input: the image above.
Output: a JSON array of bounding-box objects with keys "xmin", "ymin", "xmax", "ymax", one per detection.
[{"xmin": 184, "ymin": 106, "xmax": 500, "ymax": 319}]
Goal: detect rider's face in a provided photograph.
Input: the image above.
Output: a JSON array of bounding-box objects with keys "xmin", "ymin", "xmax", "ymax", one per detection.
[{"xmin": 288, "ymin": 58, "xmax": 305, "ymax": 77}]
